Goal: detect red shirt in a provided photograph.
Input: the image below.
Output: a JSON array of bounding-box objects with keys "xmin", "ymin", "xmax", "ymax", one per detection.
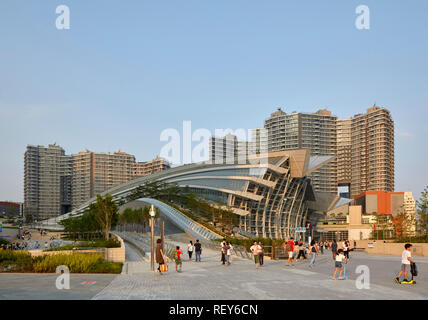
[
  {"xmin": 176, "ymin": 250, "xmax": 182, "ymax": 261},
  {"xmin": 286, "ymin": 241, "xmax": 294, "ymax": 252}
]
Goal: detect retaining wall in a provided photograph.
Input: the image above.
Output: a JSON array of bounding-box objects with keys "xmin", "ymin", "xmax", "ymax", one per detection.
[{"xmin": 28, "ymin": 235, "xmax": 126, "ymax": 263}]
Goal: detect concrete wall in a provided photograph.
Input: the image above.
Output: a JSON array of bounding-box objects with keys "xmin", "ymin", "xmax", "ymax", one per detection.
[
  {"xmin": 366, "ymin": 194, "xmax": 377, "ymax": 214},
  {"xmin": 349, "ymin": 205, "xmax": 362, "ymax": 225},
  {"xmin": 353, "ymin": 240, "xmax": 428, "ymax": 257},
  {"xmin": 349, "ymin": 228, "xmax": 371, "ymax": 241},
  {"xmin": 390, "ymin": 193, "xmax": 404, "ymax": 216},
  {"xmin": 28, "ymin": 235, "xmax": 125, "ymax": 263}
]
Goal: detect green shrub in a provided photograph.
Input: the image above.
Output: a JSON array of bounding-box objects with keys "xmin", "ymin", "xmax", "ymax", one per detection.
[
  {"xmin": 0, "ymin": 238, "xmax": 9, "ymax": 245},
  {"xmin": 44, "ymin": 239, "xmax": 121, "ymax": 252},
  {"xmin": 0, "ymin": 251, "xmax": 122, "ymax": 274},
  {"xmin": 393, "ymin": 234, "xmax": 428, "ymax": 243},
  {"xmin": 0, "ymin": 250, "xmax": 33, "ymax": 272},
  {"xmin": 32, "ymin": 253, "xmax": 122, "ymax": 273}
]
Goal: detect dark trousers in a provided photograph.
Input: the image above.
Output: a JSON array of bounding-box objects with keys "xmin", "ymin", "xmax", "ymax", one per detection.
[
  {"xmin": 188, "ymin": 251, "xmax": 193, "ymax": 259},
  {"xmin": 259, "ymin": 253, "xmax": 264, "ymax": 266},
  {"xmin": 221, "ymin": 253, "xmax": 226, "ymax": 264},
  {"xmin": 157, "ymin": 262, "xmax": 164, "ymax": 272},
  {"xmin": 297, "ymin": 250, "xmax": 306, "ymax": 260}
]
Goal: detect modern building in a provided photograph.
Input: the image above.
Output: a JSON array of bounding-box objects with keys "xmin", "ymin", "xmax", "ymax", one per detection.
[
  {"xmin": 264, "ymin": 108, "xmax": 337, "ymax": 195},
  {"xmin": 353, "ymin": 191, "xmax": 407, "ymax": 216},
  {"xmin": 263, "ymin": 104, "xmax": 394, "ymax": 198},
  {"xmin": 132, "ymin": 157, "xmax": 171, "ymax": 177},
  {"xmin": 317, "ymin": 190, "xmax": 417, "ymax": 240},
  {"xmin": 249, "ymin": 128, "xmax": 268, "ymax": 156},
  {"xmin": 336, "ymin": 117, "xmax": 352, "ymax": 196},
  {"xmin": 51, "ymin": 150, "xmax": 335, "ymax": 239},
  {"xmin": 0, "ymin": 201, "xmax": 23, "ymax": 217},
  {"xmin": 350, "ymin": 105, "xmax": 394, "ymax": 198},
  {"xmin": 25, "ymin": 144, "xmax": 171, "ymax": 217},
  {"xmin": 24, "ymin": 144, "xmax": 73, "ymax": 220},
  {"xmin": 72, "ymin": 151, "xmax": 135, "ymax": 209},
  {"xmin": 72, "ymin": 151, "xmax": 171, "ymax": 209},
  {"xmin": 208, "ymin": 134, "xmax": 249, "ymax": 165}
]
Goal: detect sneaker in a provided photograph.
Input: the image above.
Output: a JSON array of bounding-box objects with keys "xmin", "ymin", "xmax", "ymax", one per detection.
[{"xmin": 394, "ymin": 278, "xmax": 400, "ymax": 283}]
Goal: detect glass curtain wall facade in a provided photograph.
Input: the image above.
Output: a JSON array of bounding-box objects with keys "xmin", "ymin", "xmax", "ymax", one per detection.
[{"xmin": 59, "ymin": 150, "xmax": 332, "ymax": 240}]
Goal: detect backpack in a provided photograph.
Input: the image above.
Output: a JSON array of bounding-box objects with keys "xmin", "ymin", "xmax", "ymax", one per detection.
[
  {"xmin": 174, "ymin": 251, "xmax": 178, "ymax": 260},
  {"xmin": 285, "ymin": 242, "xmax": 291, "ymax": 252},
  {"xmin": 411, "ymin": 262, "xmax": 418, "ymax": 277}
]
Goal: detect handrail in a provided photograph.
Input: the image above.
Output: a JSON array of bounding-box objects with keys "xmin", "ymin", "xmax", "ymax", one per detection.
[{"xmin": 139, "ymin": 198, "xmax": 222, "ymax": 241}]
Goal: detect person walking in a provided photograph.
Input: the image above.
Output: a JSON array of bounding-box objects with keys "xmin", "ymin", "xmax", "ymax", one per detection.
[
  {"xmin": 343, "ymin": 240, "xmax": 350, "ymax": 260},
  {"xmin": 227, "ymin": 242, "xmax": 235, "ymax": 263},
  {"xmin": 226, "ymin": 242, "xmax": 232, "ymax": 266},
  {"xmin": 187, "ymin": 240, "xmax": 194, "ymax": 261},
  {"xmin": 222, "ymin": 241, "xmax": 229, "ymax": 265},
  {"xmin": 296, "ymin": 241, "xmax": 307, "ymax": 261},
  {"xmin": 395, "ymin": 243, "xmax": 415, "ymax": 283},
  {"xmin": 174, "ymin": 246, "xmax": 183, "ymax": 273},
  {"xmin": 194, "ymin": 239, "xmax": 202, "ymax": 262},
  {"xmin": 250, "ymin": 241, "xmax": 260, "ymax": 268},
  {"xmin": 285, "ymin": 237, "xmax": 295, "ymax": 267},
  {"xmin": 333, "ymin": 249, "xmax": 348, "ymax": 280},
  {"xmin": 219, "ymin": 239, "xmax": 227, "ymax": 265},
  {"xmin": 155, "ymin": 239, "xmax": 166, "ymax": 275},
  {"xmin": 258, "ymin": 241, "xmax": 264, "ymax": 266},
  {"xmin": 308, "ymin": 240, "xmax": 319, "ymax": 268},
  {"xmin": 331, "ymin": 239, "xmax": 338, "ymax": 260}
]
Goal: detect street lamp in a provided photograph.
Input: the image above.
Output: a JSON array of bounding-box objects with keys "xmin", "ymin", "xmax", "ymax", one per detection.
[{"xmin": 149, "ymin": 204, "xmax": 156, "ymax": 272}]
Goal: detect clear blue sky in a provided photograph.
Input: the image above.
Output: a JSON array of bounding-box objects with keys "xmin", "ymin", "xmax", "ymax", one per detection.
[{"xmin": 0, "ymin": 0, "xmax": 427, "ymax": 202}]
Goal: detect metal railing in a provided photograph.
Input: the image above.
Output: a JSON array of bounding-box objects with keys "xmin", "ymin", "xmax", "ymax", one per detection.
[
  {"xmin": 116, "ymin": 231, "xmax": 252, "ymax": 261},
  {"xmin": 140, "ymin": 198, "xmax": 222, "ymax": 241}
]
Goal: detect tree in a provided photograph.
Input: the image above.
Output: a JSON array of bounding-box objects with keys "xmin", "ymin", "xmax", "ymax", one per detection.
[
  {"xmin": 416, "ymin": 187, "xmax": 427, "ymax": 234},
  {"xmin": 24, "ymin": 214, "xmax": 33, "ymax": 224},
  {"xmin": 89, "ymin": 194, "xmax": 118, "ymax": 240}
]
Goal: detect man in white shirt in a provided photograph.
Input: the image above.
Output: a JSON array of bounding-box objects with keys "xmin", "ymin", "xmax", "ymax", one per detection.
[
  {"xmin": 187, "ymin": 241, "xmax": 194, "ymax": 261},
  {"xmin": 395, "ymin": 243, "xmax": 415, "ymax": 283},
  {"xmin": 250, "ymin": 241, "xmax": 261, "ymax": 268}
]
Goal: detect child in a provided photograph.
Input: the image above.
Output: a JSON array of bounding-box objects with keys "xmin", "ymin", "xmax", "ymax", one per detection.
[
  {"xmin": 174, "ymin": 246, "xmax": 183, "ymax": 273},
  {"xmin": 333, "ymin": 249, "xmax": 347, "ymax": 280},
  {"xmin": 395, "ymin": 243, "xmax": 415, "ymax": 283}
]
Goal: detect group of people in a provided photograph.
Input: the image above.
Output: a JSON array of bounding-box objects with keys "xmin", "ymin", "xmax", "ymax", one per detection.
[
  {"xmin": 155, "ymin": 239, "xmax": 203, "ymax": 274},
  {"xmin": 16, "ymin": 229, "xmax": 32, "ymax": 241},
  {"xmin": 281, "ymin": 237, "xmax": 354, "ymax": 279},
  {"xmin": 155, "ymin": 236, "xmax": 418, "ymax": 284},
  {"xmin": 249, "ymin": 241, "xmax": 265, "ymax": 268},
  {"xmin": 0, "ymin": 240, "xmax": 61, "ymax": 251},
  {"xmin": 219, "ymin": 239, "xmax": 235, "ymax": 266}
]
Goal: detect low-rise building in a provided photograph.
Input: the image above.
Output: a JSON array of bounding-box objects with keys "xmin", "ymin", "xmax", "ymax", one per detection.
[
  {"xmin": 316, "ymin": 190, "xmax": 417, "ymax": 240},
  {"xmin": 0, "ymin": 201, "xmax": 23, "ymax": 217}
]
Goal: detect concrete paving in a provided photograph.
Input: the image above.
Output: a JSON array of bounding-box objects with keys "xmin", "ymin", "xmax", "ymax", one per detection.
[
  {"xmin": 1, "ymin": 238, "xmax": 427, "ymax": 300},
  {"xmin": 93, "ymin": 245, "xmax": 428, "ymax": 300},
  {"xmin": 0, "ymin": 273, "xmax": 117, "ymax": 300}
]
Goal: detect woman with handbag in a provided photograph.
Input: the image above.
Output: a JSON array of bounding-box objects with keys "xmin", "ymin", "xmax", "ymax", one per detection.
[{"xmin": 156, "ymin": 238, "xmax": 167, "ymax": 274}]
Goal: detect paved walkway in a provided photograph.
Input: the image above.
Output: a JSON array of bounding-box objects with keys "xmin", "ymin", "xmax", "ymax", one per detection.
[
  {"xmin": 93, "ymin": 244, "xmax": 428, "ymax": 300},
  {"xmin": 0, "ymin": 273, "xmax": 117, "ymax": 300}
]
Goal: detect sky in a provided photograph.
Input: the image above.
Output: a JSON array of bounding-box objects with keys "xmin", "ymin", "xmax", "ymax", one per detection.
[{"xmin": 0, "ymin": 0, "xmax": 427, "ymax": 203}]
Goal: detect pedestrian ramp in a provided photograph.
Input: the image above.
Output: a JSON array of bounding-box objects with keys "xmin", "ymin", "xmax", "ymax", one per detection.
[{"xmin": 139, "ymin": 198, "xmax": 222, "ymax": 241}]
